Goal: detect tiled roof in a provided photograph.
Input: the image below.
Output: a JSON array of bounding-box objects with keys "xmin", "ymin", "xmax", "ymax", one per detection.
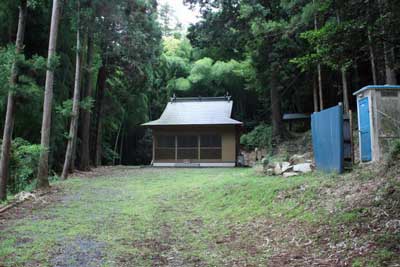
[{"xmin": 142, "ymin": 97, "xmax": 242, "ymax": 126}]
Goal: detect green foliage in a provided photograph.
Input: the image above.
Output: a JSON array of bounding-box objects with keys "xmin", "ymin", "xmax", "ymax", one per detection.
[
  {"xmin": 8, "ymin": 138, "xmax": 42, "ymax": 194},
  {"xmin": 101, "ymin": 142, "xmax": 120, "ymax": 165},
  {"xmin": 163, "ymin": 54, "xmax": 191, "ymax": 78},
  {"xmin": 31, "ymin": 54, "xmax": 48, "ymax": 73},
  {"xmin": 0, "ymin": 45, "xmax": 15, "ymax": 81},
  {"xmin": 188, "ymin": 57, "xmax": 214, "ymax": 84},
  {"xmin": 135, "ymin": 129, "xmax": 153, "ymax": 164},
  {"xmin": 163, "ymin": 36, "xmax": 192, "ymax": 59},
  {"xmin": 240, "ymin": 124, "xmax": 272, "ymax": 150},
  {"xmin": 387, "ymin": 139, "xmax": 400, "ymax": 165},
  {"xmin": 389, "ymin": 139, "xmax": 400, "ymax": 158},
  {"xmin": 295, "ymin": 20, "xmax": 357, "ymax": 71},
  {"xmin": 173, "ymin": 77, "xmax": 191, "ymax": 91},
  {"xmin": 0, "ymin": 44, "xmax": 46, "ymax": 97},
  {"xmin": 47, "ymin": 54, "xmax": 60, "ymax": 71},
  {"xmin": 157, "ymin": 36, "xmax": 256, "ymax": 100},
  {"xmin": 2, "ymin": 0, "xmax": 399, "ymax": 170},
  {"xmin": 80, "ymin": 96, "xmax": 94, "ymax": 112},
  {"xmin": 56, "ymin": 99, "xmax": 73, "ymax": 118}
]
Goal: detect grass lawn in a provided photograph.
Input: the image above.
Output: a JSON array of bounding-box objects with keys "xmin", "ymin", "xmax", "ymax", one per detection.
[{"xmin": 0, "ymin": 167, "xmax": 399, "ymax": 266}]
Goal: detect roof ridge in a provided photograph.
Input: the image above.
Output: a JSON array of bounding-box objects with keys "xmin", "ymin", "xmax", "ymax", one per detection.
[
  {"xmin": 170, "ymin": 95, "xmax": 232, "ymax": 102},
  {"xmin": 353, "ymin": 84, "xmax": 400, "ymax": 95},
  {"xmin": 141, "ymin": 94, "xmax": 243, "ymax": 126}
]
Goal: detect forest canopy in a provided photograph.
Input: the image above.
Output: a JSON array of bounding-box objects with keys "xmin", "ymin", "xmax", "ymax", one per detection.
[{"xmin": 0, "ymin": 0, "xmax": 399, "ymax": 200}]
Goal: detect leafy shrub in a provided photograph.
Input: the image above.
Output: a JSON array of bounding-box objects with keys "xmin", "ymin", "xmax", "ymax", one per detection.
[
  {"xmin": 8, "ymin": 138, "xmax": 42, "ymax": 194},
  {"xmin": 135, "ymin": 129, "xmax": 153, "ymax": 164},
  {"xmin": 389, "ymin": 139, "xmax": 400, "ymax": 159},
  {"xmin": 386, "ymin": 139, "xmax": 400, "ymax": 169},
  {"xmin": 240, "ymin": 124, "xmax": 272, "ymax": 150}
]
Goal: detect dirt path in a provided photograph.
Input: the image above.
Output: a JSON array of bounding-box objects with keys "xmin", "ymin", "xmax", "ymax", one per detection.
[{"xmin": 0, "ymin": 167, "xmax": 399, "ymax": 267}]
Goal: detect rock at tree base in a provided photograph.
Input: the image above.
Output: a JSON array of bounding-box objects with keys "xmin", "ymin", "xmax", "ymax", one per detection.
[
  {"xmin": 283, "ymin": 172, "xmax": 299, "ymax": 178},
  {"xmin": 293, "ymin": 163, "xmax": 312, "ymax": 173},
  {"xmin": 265, "ymin": 168, "xmax": 274, "ymax": 176},
  {"xmin": 253, "ymin": 163, "xmax": 264, "ymax": 174},
  {"xmin": 281, "ymin": 162, "xmax": 292, "ymax": 173},
  {"xmin": 289, "ymin": 152, "xmax": 313, "ymax": 165},
  {"xmin": 274, "ymin": 163, "xmax": 282, "ymax": 175}
]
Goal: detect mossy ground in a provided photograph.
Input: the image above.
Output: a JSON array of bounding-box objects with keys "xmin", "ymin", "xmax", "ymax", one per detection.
[{"xmin": 0, "ymin": 167, "xmax": 399, "ymax": 266}]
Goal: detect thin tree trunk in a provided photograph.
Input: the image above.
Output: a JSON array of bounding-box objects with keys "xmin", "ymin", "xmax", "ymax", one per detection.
[
  {"xmin": 119, "ymin": 129, "xmax": 124, "ymax": 165},
  {"xmin": 313, "ymin": 74, "xmax": 319, "ymax": 112},
  {"xmin": 336, "ymin": 11, "xmax": 350, "ymax": 114},
  {"xmin": 37, "ymin": 0, "xmax": 62, "ymax": 189},
  {"xmin": 353, "ymin": 62, "xmax": 360, "ymax": 90},
  {"xmin": 341, "ymin": 68, "xmax": 350, "ymax": 114},
  {"xmin": 317, "ymin": 64, "xmax": 323, "ymax": 110},
  {"xmin": 378, "ymin": 0, "xmax": 397, "ymax": 85},
  {"xmin": 384, "ymin": 45, "xmax": 397, "ymax": 84},
  {"xmin": 79, "ymin": 15, "xmax": 95, "ymax": 171},
  {"xmin": 79, "ymin": 0, "xmax": 94, "ymax": 171},
  {"xmin": 313, "ymin": 2, "xmax": 324, "ymax": 110},
  {"xmin": 389, "ymin": 48, "xmax": 397, "ymax": 83},
  {"xmin": 70, "ymin": 130, "xmax": 77, "ymax": 171},
  {"xmin": 8, "ymin": 19, "xmax": 13, "ymax": 43},
  {"xmin": 113, "ymin": 121, "xmax": 123, "ymax": 166},
  {"xmin": 270, "ymin": 72, "xmax": 285, "ymax": 140},
  {"xmin": 368, "ymin": 30, "xmax": 378, "ymax": 85},
  {"xmin": 93, "ymin": 66, "xmax": 106, "ymax": 167},
  {"xmin": 94, "ymin": 117, "xmax": 103, "ymax": 166},
  {"xmin": 0, "ymin": 0, "xmax": 27, "ymax": 201},
  {"xmin": 61, "ymin": 6, "xmax": 82, "ymax": 180}
]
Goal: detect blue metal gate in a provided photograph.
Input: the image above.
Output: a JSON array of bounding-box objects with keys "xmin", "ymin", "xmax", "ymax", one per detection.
[
  {"xmin": 358, "ymin": 97, "xmax": 372, "ymax": 162},
  {"xmin": 311, "ymin": 105, "xmax": 344, "ymax": 173}
]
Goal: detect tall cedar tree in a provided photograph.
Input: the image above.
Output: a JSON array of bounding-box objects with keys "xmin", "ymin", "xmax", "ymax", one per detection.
[
  {"xmin": 37, "ymin": 0, "xmax": 62, "ymax": 188},
  {"xmin": 0, "ymin": 0, "xmax": 28, "ymax": 200},
  {"xmin": 61, "ymin": 0, "xmax": 82, "ymax": 180},
  {"xmin": 93, "ymin": 66, "xmax": 107, "ymax": 166},
  {"xmin": 79, "ymin": 20, "xmax": 95, "ymax": 171}
]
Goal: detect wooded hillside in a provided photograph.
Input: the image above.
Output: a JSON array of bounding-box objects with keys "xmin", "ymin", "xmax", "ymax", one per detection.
[{"xmin": 0, "ymin": 0, "xmax": 399, "ymax": 200}]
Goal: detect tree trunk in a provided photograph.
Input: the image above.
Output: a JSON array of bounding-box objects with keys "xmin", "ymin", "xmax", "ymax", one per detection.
[
  {"xmin": 0, "ymin": 0, "xmax": 27, "ymax": 201},
  {"xmin": 313, "ymin": 74, "xmax": 319, "ymax": 112},
  {"xmin": 69, "ymin": 131, "xmax": 77, "ymax": 173},
  {"xmin": 383, "ymin": 45, "xmax": 397, "ymax": 84},
  {"xmin": 353, "ymin": 62, "xmax": 360, "ymax": 90},
  {"xmin": 313, "ymin": 4, "xmax": 324, "ymax": 110},
  {"xmin": 367, "ymin": 30, "xmax": 378, "ymax": 85},
  {"xmin": 61, "ymin": 9, "xmax": 82, "ymax": 180},
  {"xmin": 378, "ymin": 0, "xmax": 397, "ymax": 85},
  {"xmin": 94, "ymin": 116, "xmax": 103, "ymax": 166},
  {"xmin": 317, "ymin": 64, "xmax": 324, "ymax": 110},
  {"xmin": 341, "ymin": 68, "xmax": 350, "ymax": 114},
  {"xmin": 270, "ymin": 72, "xmax": 285, "ymax": 140},
  {"xmin": 389, "ymin": 48, "xmax": 397, "ymax": 84},
  {"xmin": 113, "ymin": 121, "xmax": 123, "ymax": 166},
  {"xmin": 78, "ymin": 32, "xmax": 94, "ymax": 171},
  {"xmin": 93, "ymin": 66, "xmax": 106, "ymax": 167},
  {"xmin": 37, "ymin": 0, "xmax": 62, "ymax": 188},
  {"xmin": 119, "ymin": 129, "xmax": 124, "ymax": 165},
  {"xmin": 335, "ymin": 11, "xmax": 350, "ymax": 114}
]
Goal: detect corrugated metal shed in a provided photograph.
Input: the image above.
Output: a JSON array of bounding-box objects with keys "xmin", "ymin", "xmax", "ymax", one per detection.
[
  {"xmin": 142, "ymin": 96, "xmax": 243, "ymax": 126},
  {"xmin": 311, "ymin": 105, "xmax": 344, "ymax": 173}
]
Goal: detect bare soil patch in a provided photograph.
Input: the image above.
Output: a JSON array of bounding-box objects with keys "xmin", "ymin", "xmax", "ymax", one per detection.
[{"xmin": 50, "ymin": 237, "xmax": 106, "ymax": 267}]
